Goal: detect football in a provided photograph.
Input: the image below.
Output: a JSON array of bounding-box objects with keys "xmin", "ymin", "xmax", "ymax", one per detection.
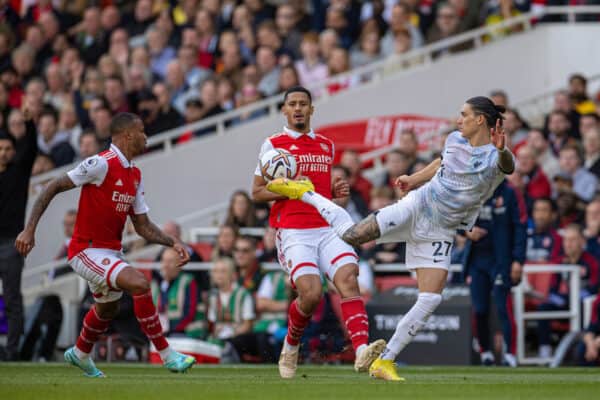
[{"xmin": 260, "ymin": 148, "xmax": 298, "ymax": 181}]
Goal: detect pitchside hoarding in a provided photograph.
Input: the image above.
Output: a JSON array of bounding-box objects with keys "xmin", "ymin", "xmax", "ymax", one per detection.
[{"xmin": 367, "ymin": 285, "xmax": 472, "ymax": 365}]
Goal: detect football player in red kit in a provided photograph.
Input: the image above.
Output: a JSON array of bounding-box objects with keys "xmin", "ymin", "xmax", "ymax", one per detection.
[
  {"xmin": 15, "ymin": 113, "xmax": 195, "ymax": 377},
  {"xmin": 252, "ymin": 86, "xmax": 385, "ymax": 378}
]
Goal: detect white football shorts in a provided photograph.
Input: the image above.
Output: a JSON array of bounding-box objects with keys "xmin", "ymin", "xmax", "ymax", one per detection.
[
  {"xmin": 68, "ymin": 248, "xmax": 130, "ymax": 303},
  {"xmin": 275, "ymin": 227, "xmax": 358, "ymax": 284},
  {"xmin": 375, "ymin": 190, "xmax": 456, "ymax": 271}
]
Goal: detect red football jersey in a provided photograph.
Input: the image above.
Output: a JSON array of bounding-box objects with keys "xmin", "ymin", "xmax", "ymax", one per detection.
[
  {"xmin": 67, "ymin": 145, "xmax": 149, "ymax": 259},
  {"xmin": 255, "ymin": 127, "xmax": 334, "ymax": 229}
]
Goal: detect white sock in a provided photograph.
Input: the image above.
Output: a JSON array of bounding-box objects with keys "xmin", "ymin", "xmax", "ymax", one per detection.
[
  {"xmin": 380, "ymin": 292, "xmax": 442, "ymax": 361},
  {"xmin": 356, "ymin": 344, "xmax": 367, "ymax": 357},
  {"xmin": 283, "ymin": 338, "xmax": 299, "ymax": 352},
  {"xmin": 159, "ymin": 346, "xmax": 173, "ymax": 361},
  {"xmin": 301, "ymin": 192, "xmax": 355, "ymax": 237},
  {"xmin": 73, "ymin": 346, "xmax": 89, "ymax": 360},
  {"xmin": 481, "ymin": 351, "xmax": 494, "ymax": 363},
  {"xmin": 539, "ymin": 345, "xmax": 552, "ymax": 359}
]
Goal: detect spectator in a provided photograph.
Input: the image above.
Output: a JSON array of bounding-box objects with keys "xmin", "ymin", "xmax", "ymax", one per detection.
[
  {"xmin": 319, "ymin": 29, "xmax": 340, "ymax": 62},
  {"xmin": 504, "ymin": 108, "xmax": 529, "ymax": 149},
  {"xmin": 0, "ymin": 107, "xmax": 36, "ymax": 361},
  {"xmin": 152, "ymin": 81, "xmax": 184, "ymax": 127},
  {"xmin": 37, "ymin": 107, "xmax": 75, "ymax": 167},
  {"xmin": 217, "ymin": 77, "xmax": 236, "ymax": 112},
  {"xmin": 207, "ymin": 257, "xmax": 255, "ymax": 361},
  {"xmin": 233, "ymin": 236, "xmax": 264, "ymax": 294},
  {"xmin": 568, "ymin": 74, "xmax": 596, "ymax": 115},
  {"xmin": 275, "ymin": 3, "xmax": 303, "ymax": 59},
  {"xmin": 194, "ymin": 78, "xmax": 224, "ymax": 136},
  {"xmin": 326, "ymin": 46, "xmax": 359, "ymax": 94},
  {"xmin": 256, "ymin": 46, "xmax": 281, "ymax": 97},
  {"xmin": 137, "ymin": 89, "xmax": 180, "ymax": 137},
  {"xmin": 178, "ymin": 45, "xmax": 212, "ymax": 89},
  {"xmin": 514, "ymin": 145, "xmax": 552, "ymax": 212},
  {"xmin": 374, "ymin": 149, "xmax": 412, "ymax": 192},
  {"xmin": 124, "ymin": 0, "xmax": 156, "ymax": 37},
  {"xmin": 44, "ymin": 63, "xmax": 69, "ymax": 110},
  {"xmin": 230, "ymin": 83, "xmax": 267, "ymax": 125},
  {"xmin": 56, "ymin": 209, "xmax": 77, "ymax": 260},
  {"xmin": 427, "ymin": 3, "xmax": 472, "ymax": 58},
  {"xmin": 463, "ymin": 179, "xmax": 527, "ymax": 367},
  {"xmin": 59, "ymin": 104, "xmax": 83, "ymax": 154},
  {"xmin": 147, "ymin": 27, "xmax": 176, "ymax": 80},
  {"xmin": 212, "ymin": 224, "xmax": 239, "ymax": 261},
  {"xmin": 350, "ymin": 24, "xmax": 382, "ymax": 69},
  {"xmin": 583, "ymin": 127, "xmax": 600, "ymax": 179},
  {"xmin": 152, "ymin": 248, "xmax": 207, "ymax": 339},
  {"xmin": 537, "ymin": 224, "xmax": 599, "ymax": 359},
  {"xmin": 165, "ymin": 60, "xmax": 192, "ymax": 115},
  {"xmin": 527, "ymin": 128, "xmax": 560, "ymax": 180},
  {"xmin": 557, "ymin": 145, "xmax": 598, "ymax": 202},
  {"xmin": 546, "ymin": 90, "xmax": 580, "ymax": 139},
  {"xmin": 583, "ymin": 198, "xmax": 600, "ymax": 259},
  {"xmin": 490, "ymin": 89, "xmax": 509, "ymax": 108},
  {"xmin": 225, "ymin": 190, "xmax": 257, "ymax": 228},
  {"xmin": 381, "ymin": 2, "xmax": 424, "ymax": 56},
  {"xmin": 340, "ymin": 149, "xmax": 372, "ymax": 205},
  {"xmin": 218, "ymin": 47, "xmax": 244, "ymax": 90},
  {"xmin": 547, "ymin": 110, "xmax": 578, "ymax": 154},
  {"xmin": 577, "ymin": 296, "xmax": 600, "ymax": 366},
  {"xmin": 555, "ymin": 189, "xmax": 585, "ymax": 228},
  {"xmin": 278, "ymin": 64, "xmax": 300, "ymax": 94},
  {"xmin": 331, "ymin": 165, "xmax": 369, "ymax": 222},
  {"xmin": 398, "ymin": 130, "xmax": 419, "ymax": 171},
  {"xmin": 77, "ymin": 130, "xmax": 100, "ymax": 160},
  {"xmin": 580, "ymin": 113, "xmax": 599, "ymax": 138},
  {"xmin": 75, "ymin": 7, "xmax": 107, "ymax": 66},
  {"xmin": 31, "ymin": 153, "xmax": 55, "ymax": 176},
  {"xmin": 294, "ymin": 32, "xmax": 329, "ymax": 88},
  {"xmin": 253, "ymin": 270, "xmax": 291, "ymax": 362},
  {"xmin": 104, "ymin": 75, "xmax": 130, "ymax": 114},
  {"xmin": 89, "ymin": 99, "xmax": 112, "ymax": 150},
  {"xmin": 324, "ymin": 5, "xmax": 354, "ymax": 49},
  {"xmin": 526, "ymin": 198, "xmax": 562, "ymax": 263},
  {"xmin": 194, "ymin": 8, "xmax": 219, "ymax": 69},
  {"xmin": 7, "ymin": 109, "xmax": 26, "ymax": 141},
  {"xmin": 257, "ymin": 227, "xmax": 277, "ymax": 263}
]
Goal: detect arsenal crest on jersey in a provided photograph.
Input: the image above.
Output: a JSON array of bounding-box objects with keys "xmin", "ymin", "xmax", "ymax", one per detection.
[
  {"xmin": 320, "ymin": 143, "xmax": 329, "ymax": 152},
  {"xmin": 495, "ymin": 197, "xmax": 504, "ymax": 208},
  {"xmin": 102, "ymin": 258, "xmax": 110, "ymax": 265},
  {"xmin": 543, "ymin": 237, "xmax": 551, "ymax": 248}
]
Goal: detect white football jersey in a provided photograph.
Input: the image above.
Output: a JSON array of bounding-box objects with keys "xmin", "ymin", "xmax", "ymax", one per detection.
[{"xmin": 417, "ymin": 130, "xmax": 508, "ymax": 231}]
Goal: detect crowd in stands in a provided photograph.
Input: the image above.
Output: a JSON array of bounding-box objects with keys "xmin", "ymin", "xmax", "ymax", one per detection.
[
  {"xmin": 3, "ymin": 1, "xmax": 600, "ymax": 365},
  {"xmin": 3, "ymin": 0, "xmax": 598, "ymax": 178}
]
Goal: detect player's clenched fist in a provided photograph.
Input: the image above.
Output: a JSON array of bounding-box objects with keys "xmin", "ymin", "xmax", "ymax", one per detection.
[
  {"xmin": 394, "ymin": 175, "xmax": 417, "ymax": 192},
  {"xmin": 15, "ymin": 229, "xmax": 35, "ymax": 256},
  {"xmin": 172, "ymin": 242, "xmax": 190, "ymax": 267}
]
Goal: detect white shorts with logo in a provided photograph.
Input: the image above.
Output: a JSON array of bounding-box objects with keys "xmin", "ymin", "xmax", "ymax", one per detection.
[
  {"xmin": 275, "ymin": 227, "xmax": 358, "ymax": 284},
  {"xmin": 68, "ymin": 248, "xmax": 130, "ymax": 303},
  {"xmin": 375, "ymin": 190, "xmax": 455, "ymax": 271}
]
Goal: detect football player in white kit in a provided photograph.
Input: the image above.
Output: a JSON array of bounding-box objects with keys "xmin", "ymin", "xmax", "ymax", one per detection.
[{"xmin": 266, "ymin": 96, "xmax": 515, "ymax": 380}]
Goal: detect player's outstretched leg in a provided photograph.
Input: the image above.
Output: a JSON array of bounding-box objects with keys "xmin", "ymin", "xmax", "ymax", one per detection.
[
  {"xmin": 267, "ymin": 179, "xmax": 355, "ymax": 238},
  {"xmin": 370, "ymin": 269, "xmax": 445, "ymax": 381},
  {"xmin": 64, "ymin": 304, "xmax": 113, "ymax": 377},
  {"xmin": 118, "ymin": 267, "xmax": 196, "ymax": 373}
]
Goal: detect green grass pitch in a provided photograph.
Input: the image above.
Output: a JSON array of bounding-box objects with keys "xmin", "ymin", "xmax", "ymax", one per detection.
[{"xmin": 1, "ymin": 363, "xmax": 599, "ymax": 400}]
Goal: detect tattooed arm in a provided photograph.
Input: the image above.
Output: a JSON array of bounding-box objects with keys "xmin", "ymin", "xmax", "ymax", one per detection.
[
  {"xmin": 341, "ymin": 214, "xmax": 381, "ymax": 247},
  {"xmin": 130, "ymin": 213, "xmax": 175, "ymax": 247},
  {"xmin": 15, "ymin": 175, "xmax": 76, "ymax": 256},
  {"xmin": 130, "ymin": 213, "xmax": 191, "ymax": 267}
]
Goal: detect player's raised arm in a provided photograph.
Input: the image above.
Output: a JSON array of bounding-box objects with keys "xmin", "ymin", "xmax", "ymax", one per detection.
[
  {"xmin": 395, "ymin": 157, "xmax": 442, "ymax": 191},
  {"xmin": 129, "ymin": 213, "xmax": 190, "ymax": 267},
  {"xmin": 491, "ymin": 119, "xmax": 515, "ymax": 174},
  {"xmin": 15, "ymin": 174, "xmax": 76, "ymax": 256}
]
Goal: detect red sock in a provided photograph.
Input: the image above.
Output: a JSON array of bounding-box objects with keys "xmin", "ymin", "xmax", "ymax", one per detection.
[
  {"xmin": 133, "ymin": 290, "xmax": 169, "ymax": 351},
  {"xmin": 75, "ymin": 306, "xmax": 111, "ymax": 354},
  {"xmin": 341, "ymin": 296, "xmax": 369, "ymax": 351},
  {"xmin": 286, "ymin": 299, "xmax": 312, "ymax": 346}
]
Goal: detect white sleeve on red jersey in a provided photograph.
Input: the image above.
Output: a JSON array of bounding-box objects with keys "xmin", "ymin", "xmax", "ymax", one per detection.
[
  {"xmin": 132, "ymin": 176, "xmax": 150, "ymax": 215},
  {"xmin": 254, "ymin": 137, "xmax": 274, "ymax": 176},
  {"xmin": 66, "ymin": 155, "xmax": 109, "ymax": 187}
]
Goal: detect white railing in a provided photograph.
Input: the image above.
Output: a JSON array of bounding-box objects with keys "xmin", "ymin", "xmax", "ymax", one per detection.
[
  {"xmin": 29, "ymin": 6, "xmax": 600, "ymax": 188},
  {"xmin": 513, "ymin": 264, "xmax": 581, "ymax": 365}
]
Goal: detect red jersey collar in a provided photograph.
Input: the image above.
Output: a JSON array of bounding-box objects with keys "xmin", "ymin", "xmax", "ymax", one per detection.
[
  {"xmin": 110, "ymin": 144, "xmax": 133, "ymax": 168},
  {"xmin": 284, "ymin": 126, "xmax": 315, "ymax": 139}
]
